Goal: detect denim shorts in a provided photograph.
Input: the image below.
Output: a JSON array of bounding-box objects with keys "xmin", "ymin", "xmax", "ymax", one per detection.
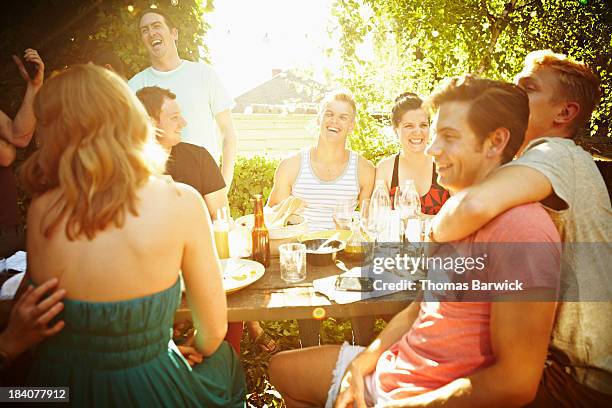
[{"xmin": 325, "ymin": 342, "xmax": 377, "ymax": 408}]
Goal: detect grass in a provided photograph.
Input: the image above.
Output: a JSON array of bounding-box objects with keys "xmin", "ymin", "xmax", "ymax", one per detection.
[{"xmin": 240, "ymin": 318, "xmax": 387, "ymax": 407}]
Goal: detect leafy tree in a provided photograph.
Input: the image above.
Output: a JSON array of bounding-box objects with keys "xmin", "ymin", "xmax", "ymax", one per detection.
[
  {"xmin": 332, "ymin": 0, "xmax": 612, "ymax": 159},
  {"xmin": 92, "ymin": 0, "xmax": 210, "ymax": 77}
]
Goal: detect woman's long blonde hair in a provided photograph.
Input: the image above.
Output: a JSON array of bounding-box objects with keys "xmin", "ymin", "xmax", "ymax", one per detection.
[{"xmin": 20, "ymin": 64, "xmax": 166, "ymax": 240}]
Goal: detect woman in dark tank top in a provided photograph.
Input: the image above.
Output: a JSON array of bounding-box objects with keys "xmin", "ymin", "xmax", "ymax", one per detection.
[{"xmin": 375, "ymin": 92, "xmax": 449, "ymax": 215}]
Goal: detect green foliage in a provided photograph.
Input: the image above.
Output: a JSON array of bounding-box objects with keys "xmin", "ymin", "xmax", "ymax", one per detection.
[
  {"xmin": 241, "ymin": 318, "xmax": 387, "ymax": 407},
  {"xmin": 320, "ymin": 317, "xmax": 355, "ymax": 344},
  {"xmin": 241, "ymin": 320, "xmax": 300, "ymax": 408},
  {"xmin": 0, "ymin": 0, "xmax": 213, "ymax": 115},
  {"xmin": 333, "ymin": 0, "xmax": 612, "ymax": 149},
  {"xmin": 92, "ymin": 0, "xmax": 210, "ymax": 77},
  {"xmin": 228, "ymin": 155, "xmax": 279, "ymax": 219}
]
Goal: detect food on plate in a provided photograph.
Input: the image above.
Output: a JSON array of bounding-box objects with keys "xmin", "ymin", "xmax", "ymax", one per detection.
[
  {"xmin": 224, "ymin": 270, "xmax": 255, "ymax": 281},
  {"xmin": 223, "ymin": 260, "xmax": 256, "ymax": 281}
]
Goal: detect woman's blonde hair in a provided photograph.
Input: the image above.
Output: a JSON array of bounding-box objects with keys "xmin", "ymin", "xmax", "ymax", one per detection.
[{"xmin": 20, "ymin": 64, "xmax": 167, "ymax": 240}]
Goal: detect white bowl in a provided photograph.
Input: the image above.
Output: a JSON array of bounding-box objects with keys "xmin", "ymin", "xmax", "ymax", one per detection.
[{"xmin": 235, "ymin": 213, "xmax": 308, "ymax": 240}]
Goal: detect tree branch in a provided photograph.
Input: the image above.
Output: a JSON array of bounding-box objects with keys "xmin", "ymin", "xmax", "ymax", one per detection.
[
  {"xmin": 480, "ymin": 0, "xmax": 496, "ymax": 25},
  {"xmin": 513, "ymin": 0, "xmax": 541, "ymax": 14},
  {"xmin": 477, "ymin": 0, "xmax": 517, "ymax": 73}
]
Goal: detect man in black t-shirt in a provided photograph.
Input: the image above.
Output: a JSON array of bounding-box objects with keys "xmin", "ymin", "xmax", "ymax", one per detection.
[
  {"xmin": 136, "ymin": 86, "xmax": 228, "ymax": 218},
  {"xmin": 136, "ymin": 86, "xmax": 279, "ymax": 356}
]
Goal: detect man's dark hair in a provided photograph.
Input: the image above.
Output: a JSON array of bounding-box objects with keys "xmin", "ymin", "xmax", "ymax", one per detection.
[
  {"xmin": 391, "ymin": 92, "xmax": 426, "ymax": 128},
  {"xmin": 136, "ymin": 86, "xmax": 176, "ymax": 120},
  {"xmin": 137, "ymin": 8, "xmax": 176, "ymax": 30},
  {"xmin": 425, "ymin": 75, "xmax": 529, "ymax": 164},
  {"xmin": 85, "ymin": 46, "xmax": 127, "ymax": 79}
]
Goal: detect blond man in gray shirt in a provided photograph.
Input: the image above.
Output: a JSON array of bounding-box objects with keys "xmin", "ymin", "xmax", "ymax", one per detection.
[{"xmin": 429, "ymin": 50, "xmax": 611, "ymax": 406}]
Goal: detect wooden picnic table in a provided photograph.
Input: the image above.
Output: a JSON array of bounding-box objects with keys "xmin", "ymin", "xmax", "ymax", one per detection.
[{"xmin": 177, "ymin": 255, "xmax": 418, "ymax": 346}]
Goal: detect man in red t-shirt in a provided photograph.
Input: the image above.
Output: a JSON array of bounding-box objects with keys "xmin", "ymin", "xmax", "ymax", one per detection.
[{"xmin": 269, "ymin": 76, "xmax": 560, "ymax": 407}]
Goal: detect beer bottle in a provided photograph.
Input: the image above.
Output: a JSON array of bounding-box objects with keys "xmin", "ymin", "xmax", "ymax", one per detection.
[{"xmin": 251, "ymin": 194, "xmax": 270, "ymax": 267}]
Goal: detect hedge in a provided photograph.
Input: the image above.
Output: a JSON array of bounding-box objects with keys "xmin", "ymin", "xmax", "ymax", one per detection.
[{"xmin": 228, "ymin": 155, "xmax": 280, "ymax": 219}]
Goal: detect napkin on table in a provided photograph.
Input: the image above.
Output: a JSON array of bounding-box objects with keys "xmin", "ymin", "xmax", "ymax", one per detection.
[
  {"xmin": 312, "ymin": 266, "xmax": 420, "ymax": 305},
  {"xmin": 0, "ymin": 251, "xmax": 27, "ymax": 300}
]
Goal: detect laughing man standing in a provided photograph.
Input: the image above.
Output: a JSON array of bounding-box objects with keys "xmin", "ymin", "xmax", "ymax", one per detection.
[{"xmin": 128, "ymin": 8, "xmax": 237, "ymax": 186}]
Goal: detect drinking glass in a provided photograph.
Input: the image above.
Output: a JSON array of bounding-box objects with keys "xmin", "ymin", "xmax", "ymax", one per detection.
[
  {"xmin": 333, "ymin": 200, "xmax": 354, "ymax": 230},
  {"xmin": 404, "ymin": 216, "xmax": 425, "ymax": 243},
  {"xmin": 359, "ymin": 199, "xmax": 375, "ymax": 240},
  {"xmin": 360, "ymin": 198, "xmax": 390, "ymax": 243},
  {"xmin": 396, "ymin": 180, "xmax": 421, "ymax": 241},
  {"xmin": 394, "ymin": 184, "xmax": 405, "ymax": 207},
  {"xmin": 279, "ymin": 243, "xmax": 307, "ymax": 284},
  {"xmin": 404, "ymin": 215, "xmax": 429, "ymax": 261},
  {"xmin": 394, "ymin": 185, "xmax": 405, "ymax": 241}
]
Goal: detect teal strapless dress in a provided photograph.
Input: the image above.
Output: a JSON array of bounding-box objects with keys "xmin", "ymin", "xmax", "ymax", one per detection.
[{"xmin": 26, "ymin": 279, "xmax": 245, "ymax": 407}]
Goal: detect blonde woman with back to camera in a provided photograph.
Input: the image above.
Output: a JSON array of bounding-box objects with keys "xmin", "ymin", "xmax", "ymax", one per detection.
[{"xmin": 20, "ymin": 65, "xmax": 245, "ymax": 407}]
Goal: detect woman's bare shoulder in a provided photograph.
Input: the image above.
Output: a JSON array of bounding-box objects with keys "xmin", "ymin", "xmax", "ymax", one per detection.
[
  {"xmin": 27, "ymin": 189, "xmax": 62, "ymax": 222},
  {"xmin": 375, "ymin": 155, "xmax": 396, "ymax": 180},
  {"xmin": 376, "ymin": 155, "xmax": 396, "ymax": 169},
  {"xmin": 147, "ymin": 176, "xmax": 205, "ymax": 211}
]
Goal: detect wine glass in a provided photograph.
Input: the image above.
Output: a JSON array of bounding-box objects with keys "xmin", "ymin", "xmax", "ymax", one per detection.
[
  {"xmin": 397, "ymin": 180, "xmax": 421, "ymax": 217},
  {"xmin": 359, "ymin": 199, "xmax": 375, "ymax": 240},
  {"xmin": 396, "ymin": 180, "xmax": 421, "ymax": 240},
  {"xmin": 333, "ymin": 200, "xmax": 354, "ymax": 230},
  {"xmin": 360, "ymin": 198, "xmax": 390, "ymax": 243},
  {"xmin": 393, "ymin": 185, "xmax": 403, "ymax": 213}
]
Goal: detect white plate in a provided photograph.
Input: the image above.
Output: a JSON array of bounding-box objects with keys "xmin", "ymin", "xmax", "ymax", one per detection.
[
  {"xmin": 221, "ymin": 258, "xmax": 265, "ymax": 294},
  {"xmin": 236, "ymin": 213, "xmax": 308, "ymax": 239}
]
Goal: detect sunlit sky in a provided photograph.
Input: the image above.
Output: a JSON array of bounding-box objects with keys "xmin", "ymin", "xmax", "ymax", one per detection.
[{"xmin": 203, "ymin": 0, "xmax": 339, "ymax": 97}]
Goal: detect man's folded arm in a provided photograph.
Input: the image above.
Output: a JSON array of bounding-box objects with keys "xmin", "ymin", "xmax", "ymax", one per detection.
[
  {"xmin": 378, "ymin": 290, "xmax": 557, "ymax": 408},
  {"xmin": 431, "ymin": 165, "xmax": 553, "ymax": 242},
  {"xmin": 351, "ymin": 292, "xmax": 422, "ymax": 374}
]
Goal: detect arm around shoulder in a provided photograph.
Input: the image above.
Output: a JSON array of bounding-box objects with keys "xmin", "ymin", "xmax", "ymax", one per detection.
[
  {"xmin": 432, "ymin": 165, "xmax": 553, "ymax": 242},
  {"xmin": 380, "ymin": 293, "xmax": 555, "ymax": 408}
]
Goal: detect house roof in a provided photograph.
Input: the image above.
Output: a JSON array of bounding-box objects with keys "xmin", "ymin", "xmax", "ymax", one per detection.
[{"xmin": 233, "ymin": 70, "xmax": 329, "ymax": 114}]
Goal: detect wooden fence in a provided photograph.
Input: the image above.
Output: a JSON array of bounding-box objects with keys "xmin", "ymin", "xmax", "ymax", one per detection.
[{"xmin": 233, "ymin": 113, "xmax": 318, "ymax": 158}]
